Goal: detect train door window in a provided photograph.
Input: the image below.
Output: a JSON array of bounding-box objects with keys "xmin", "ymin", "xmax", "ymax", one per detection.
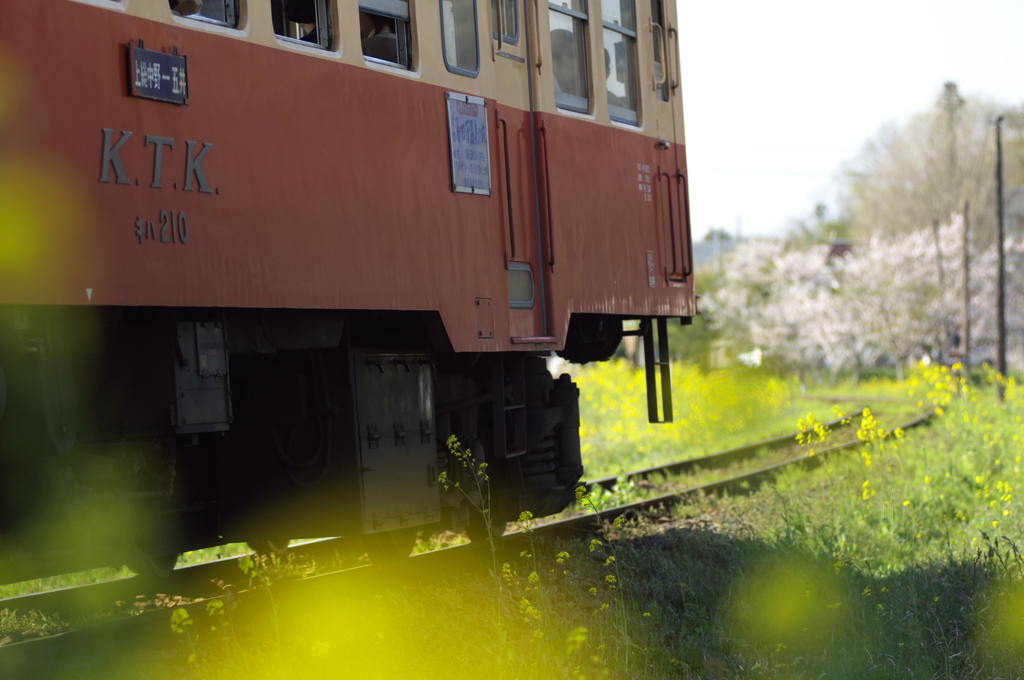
[
  {"xmin": 490, "ymin": 0, "xmax": 518, "ymax": 44},
  {"xmin": 360, "ymin": 0, "xmax": 412, "ymax": 69},
  {"xmin": 271, "ymin": 0, "xmax": 331, "ymax": 48},
  {"xmin": 508, "ymin": 263, "xmax": 535, "ymax": 309},
  {"xmin": 650, "ymin": 0, "xmax": 668, "ymax": 102},
  {"xmin": 601, "ymin": 0, "xmax": 637, "ymax": 124},
  {"xmin": 549, "ymin": 0, "xmax": 589, "ymax": 113},
  {"xmin": 171, "ymin": 0, "xmax": 239, "ymax": 27},
  {"xmin": 441, "ymin": 0, "xmax": 479, "ymax": 76}
]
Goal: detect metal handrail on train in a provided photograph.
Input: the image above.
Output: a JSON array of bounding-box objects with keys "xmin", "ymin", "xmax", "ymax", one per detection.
[
  {"xmin": 658, "ymin": 168, "xmax": 680, "ymax": 280},
  {"xmin": 496, "ymin": 109, "xmax": 516, "ymax": 264},
  {"xmin": 680, "ymin": 171, "xmax": 695, "ymax": 277},
  {"xmin": 649, "ymin": 18, "xmax": 668, "ymax": 90},
  {"xmin": 667, "ymin": 170, "xmax": 693, "ymax": 281},
  {"xmin": 539, "ymin": 120, "xmax": 555, "ymax": 271},
  {"xmin": 659, "ymin": 168, "xmax": 693, "ymax": 283},
  {"xmin": 668, "ymin": 24, "xmax": 681, "ymax": 92},
  {"xmin": 533, "ymin": 0, "xmax": 543, "ymax": 71},
  {"xmin": 494, "ymin": 0, "xmax": 503, "ymax": 56}
]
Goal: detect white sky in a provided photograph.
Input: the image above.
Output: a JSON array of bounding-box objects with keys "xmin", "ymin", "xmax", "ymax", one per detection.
[{"xmin": 677, "ymin": 0, "xmax": 1024, "ymax": 239}]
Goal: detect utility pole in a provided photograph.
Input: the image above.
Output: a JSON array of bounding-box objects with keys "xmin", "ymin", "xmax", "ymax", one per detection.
[
  {"xmin": 930, "ymin": 218, "xmax": 948, "ymax": 361},
  {"xmin": 995, "ymin": 115, "xmax": 1006, "ymax": 402},
  {"xmin": 712, "ymin": 227, "xmax": 721, "ymax": 275},
  {"xmin": 943, "ymin": 83, "xmax": 963, "ymax": 195},
  {"xmin": 960, "ymin": 201, "xmax": 970, "ymax": 380}
]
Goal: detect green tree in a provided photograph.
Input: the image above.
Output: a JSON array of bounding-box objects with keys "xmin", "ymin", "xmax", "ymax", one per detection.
[
  {"xmin": 785, "ymin": 202, "xmax": 852, "ymax": 248},
  {"xmin": 844, "ymin": 82, "xmax": 1005, "ymax": 247},
  {"xmin": 702, "ymin": 227, "xmax": 733, "ymax": 242}
]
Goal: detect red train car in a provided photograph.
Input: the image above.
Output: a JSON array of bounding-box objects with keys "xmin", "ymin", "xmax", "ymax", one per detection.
[{"xmin": 0, "ymin": 0, "xmax": 694, "ymax": 581}]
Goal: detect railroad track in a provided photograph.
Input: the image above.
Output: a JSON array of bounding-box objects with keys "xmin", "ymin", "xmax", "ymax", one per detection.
[
  {"xmin": 0, "ymin": 406, "xmax": 864, "ymax": 620},
  {"xmin": 0, "ymin": 406, "xmax": 932, "ymax": 674},
  {"xmin": 586, "ymin": 405, "xmax": 868, "ymax": 491}
]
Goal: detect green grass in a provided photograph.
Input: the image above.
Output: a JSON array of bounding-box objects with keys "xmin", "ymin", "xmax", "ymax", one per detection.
[
  {"xmin": 579, "ymin": 361, "xmax": 825, "ymax": 476},
  {"xmin": 575, "ymin": 360, "xmax": 927, "ymax": 477}
]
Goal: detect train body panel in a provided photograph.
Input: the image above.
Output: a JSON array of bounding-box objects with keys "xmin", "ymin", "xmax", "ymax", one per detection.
[{"xmin": 0, "ymin": 0, "xmax": 693, "ymax": 350}]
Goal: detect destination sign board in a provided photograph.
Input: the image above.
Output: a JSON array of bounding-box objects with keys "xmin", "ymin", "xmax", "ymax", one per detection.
[
  {"xmin": 445, "ymin": 93, "xmax": 491, "ymax": 196},
  {"xmin": 128, "ymin": 42, "xmax": 188, "ymax": 105}
]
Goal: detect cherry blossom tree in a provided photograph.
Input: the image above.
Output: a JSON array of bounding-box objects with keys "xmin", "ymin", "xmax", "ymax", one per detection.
[{"xmin": 702, "ymin": 215, "xmax": 1024, "ymax": 380}]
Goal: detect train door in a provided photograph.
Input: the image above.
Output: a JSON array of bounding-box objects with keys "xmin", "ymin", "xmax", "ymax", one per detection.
[
  {"xmin": 650, "ymin": 0, "xmax": 691, "ymax": 283},
  {"xmin": 489, "ymin": 0, "xmax": 553, "ymax": 343}
]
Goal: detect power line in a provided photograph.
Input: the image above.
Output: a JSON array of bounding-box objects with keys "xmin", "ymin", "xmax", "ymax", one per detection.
[{"xmin": 702, "ymin": 167, "xmax": 835, "ymax": 178}]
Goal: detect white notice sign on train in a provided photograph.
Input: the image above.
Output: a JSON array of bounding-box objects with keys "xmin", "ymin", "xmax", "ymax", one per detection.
[{"xmin": 445, "ymin": 93, "xmax": 492, "ymax": 196}]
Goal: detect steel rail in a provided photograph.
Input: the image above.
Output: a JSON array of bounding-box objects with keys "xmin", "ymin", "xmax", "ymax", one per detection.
[
  {"xmin": 586, "ymin": 406, "xmax": 864, "ymax": 491},
  {"xmin": 529, "ymin": 409, "xmax": 934, "ymax": 535},
  {"xmin": 0, "ymin": 409, "xmax": 934, "ymax": 672},
  {"xmin": 0, "ymin": 406, "xmax": 864, "ymax": 619}
]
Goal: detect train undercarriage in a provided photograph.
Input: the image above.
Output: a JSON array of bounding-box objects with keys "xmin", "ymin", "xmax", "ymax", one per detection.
[{"xmin": 0, "ymin": 306, "xmax": 644, "ymax": 584}]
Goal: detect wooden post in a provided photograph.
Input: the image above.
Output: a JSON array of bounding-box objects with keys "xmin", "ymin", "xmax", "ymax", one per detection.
[
  {"xmin": 960, "ymin": 201, "xmax": 970, "ymax": 384},
  {"xmin": 930, "ymin": 218, "xmax": 948, "ymax": 361},
  {"xmin": 995, "ymin": 117, "xmax": 1006, "ymax": 402}
]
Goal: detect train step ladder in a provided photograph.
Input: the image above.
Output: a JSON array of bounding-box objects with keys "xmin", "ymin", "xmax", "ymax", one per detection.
[{"xmin": 635, "ymin": 317, "xmax": 673, "ymax": 423}]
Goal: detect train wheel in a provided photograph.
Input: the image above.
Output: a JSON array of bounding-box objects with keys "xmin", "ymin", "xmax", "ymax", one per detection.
[
  {"xmin": 362, "ymin": 527, "xmax": 419, "ymax": 563},
  {"xmin": 127, "ymin": 553, "xmax": 179, "ymax": 578}
]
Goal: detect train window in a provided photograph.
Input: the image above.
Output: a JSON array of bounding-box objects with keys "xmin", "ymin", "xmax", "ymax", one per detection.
[
  {"xmin": 508, "ymin": 263, "xmax": 535, "ymax": 309},
  {"xmin": 441, "ymin": 0, "xmax": 479, "ymax": 76},
  {"xmin": 490, "ymin": 0, "xmax": 518, "ymax": 44},
  {"xmin": 601, "ymin": 0, "xmax": 637, "ymax": 124},
  {"xmin": 549, "ymin": 0, "xmax": 589, "ymax": 113},
  {"xmin": 360, "ymin": 0, "xmax": 412, "ymax": 69},
  {"xmin": 271, "ymin": 0, "xmax": 331, "ymax": 49},
  {"xmin": 650, "ymin": 0, "xmax": 668, "ymax": 102},
  {"xmin": 171, "ymin": 0, "xmax": 239, "ymax": 27}
]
